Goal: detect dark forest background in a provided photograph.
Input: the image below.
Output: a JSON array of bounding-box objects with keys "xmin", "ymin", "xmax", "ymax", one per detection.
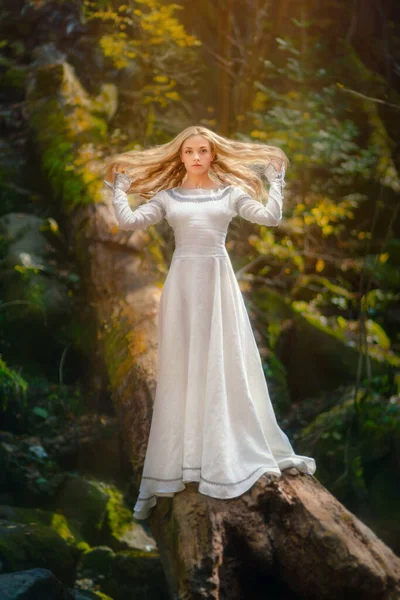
[{"xmin": 0, "ymin": 1, "xmax": 399, "ymax": 597}]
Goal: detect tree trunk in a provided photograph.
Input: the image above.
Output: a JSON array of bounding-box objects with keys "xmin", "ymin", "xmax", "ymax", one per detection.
[
  {"xmin": 26, "ymin": 50, "xmax": 400, "ymax": 600},
  {"xmin": 216, "ymin": 0, "xmax": 233, "ymax": 135}
]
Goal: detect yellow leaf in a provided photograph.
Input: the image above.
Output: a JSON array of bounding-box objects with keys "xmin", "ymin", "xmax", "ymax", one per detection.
[
  {"xmin": 379, "ymin": 252, "xmax": 389, "ymax": 263},
  {"xmin": 165, "ymin": 91, "xmax": 180, "ymax": 101},
  {"xmin": 304, "ymin": 215, "xmax": 314, "ymax": 226},
  {"xmin": 250, "ymin": 127, "xmax": 266, "ymax": 139},
  {"xmin": 322, "ymin": 225, "xmax": 334, "ymax": 236},
  {"xmin": 316, "ymin": 258, "xmax": 325, "ymax": 272},
  {"xmin": 239, "ymin": 281, "xmax": 251, "ymax": 292}
]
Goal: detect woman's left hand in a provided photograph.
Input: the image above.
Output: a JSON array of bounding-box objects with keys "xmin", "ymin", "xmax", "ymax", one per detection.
[
  {"xmin": 114, "ymin": 172, "xmax": 132, "ymax": 192},
  {"xmin": 265, "ymin": 161, "xmax": 286, "ymax": 186}
]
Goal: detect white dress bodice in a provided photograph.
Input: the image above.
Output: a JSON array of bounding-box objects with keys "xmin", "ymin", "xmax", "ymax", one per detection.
[{"xmin": 106, "ymin": 179, "xmax": 285, "ymax": 249}]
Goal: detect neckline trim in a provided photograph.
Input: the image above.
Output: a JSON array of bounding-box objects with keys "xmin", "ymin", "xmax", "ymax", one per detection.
[
  {"xmin": 165, "ymin": 185, "xmax": 232, "ymax": 202},
  {"xmin": 172, "ymin": 184, "xmax": 231, "ymax": 194}
]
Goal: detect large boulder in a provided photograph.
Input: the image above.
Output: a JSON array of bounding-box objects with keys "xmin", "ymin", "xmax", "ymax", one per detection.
[
  {"xmin": 0, "ymin": 568, "xmax": 67, "ymax": 600},
  {"xmin": 252, "ymin": 287, "xmax": 398, "ymax": 401},
  {"xmin": 0, "ymin": 505, "xmax": 87, "ymax": 555},
  {"xmin": 55, "ymin": 476, "xmax": 109, "ymax": 546},
  {"xmin": 0, "ymin": 520, "xmax": 75, "ymax": 584},
  {"xmin": 76, "ymin": 546, "xmax": 169, "ymax": 600},
  {"xmin": 0, "ymin": 567, "xmax": 109, "ymax": 600},
  {"xmin": 55, "ymin": 475, "xmax": 157, "ymax": 553}
]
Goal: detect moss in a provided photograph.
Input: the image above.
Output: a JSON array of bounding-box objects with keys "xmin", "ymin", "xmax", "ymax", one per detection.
[
  {"xmin": 0, "ymin": 66, "xmax": 27, "ymax": 89},
  {"xmin": 0, "ymin": 506, "xmax": 87, "ymax": 553},
  {"xmin": 56, "ymin": 475, "xmax": 109, "ymax": 542},
  {"xmin": 86, "ymin": 480, "xmax": 155, "ymax": 552},
  {"xmin": 0, "ymin": 355, "xmax": 28, "ymax": 412},
  {"xmin": 0, "ymin": 519, "xmax": 75, "ymax": 584},
  {"xmin": 26, "ymin": 63, "xmax": 112, "ymax": 214},
  {"xmin": 93, "ymin": 593, "xmax": 114, "ymax": 600},
  {"xmin": 99, "ymin": 483, "xmax": 132, "ymax": 539},
  {"xmin": 76, "ymin": 540, "xmax": 92, "ymax": 554},
  {"xmin": 51, "ymin": 512, "xmax": 85, "ymax": 547},
  {"xmin": 102, "ymin": 305, "xmax": 152, "ymax": 396}
]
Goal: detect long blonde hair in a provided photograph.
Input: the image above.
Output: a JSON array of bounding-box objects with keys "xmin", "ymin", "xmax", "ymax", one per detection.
[{"xmin": 103, "ymin": 125, "xmax": 289, "ymax": 201}]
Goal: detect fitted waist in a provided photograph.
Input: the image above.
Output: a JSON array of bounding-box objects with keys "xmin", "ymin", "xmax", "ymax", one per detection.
[
  {"xmin": 172, "ymin": 227, "xmax": 228, "ymax": 258},
  {"xmin": 173, "ymin": 243, "xmax": 229, "ymax": 259}
]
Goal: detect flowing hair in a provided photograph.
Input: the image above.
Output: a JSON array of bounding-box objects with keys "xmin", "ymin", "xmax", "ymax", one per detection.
[{"xmin": 103, "ymin": 125, "xmax": 289, "ymax": 202}]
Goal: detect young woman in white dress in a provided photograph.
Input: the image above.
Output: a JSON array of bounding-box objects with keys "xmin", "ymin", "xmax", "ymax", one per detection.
[{"xmin": 104, "ymin": 125, "xmax": 316, "ymax": 520}]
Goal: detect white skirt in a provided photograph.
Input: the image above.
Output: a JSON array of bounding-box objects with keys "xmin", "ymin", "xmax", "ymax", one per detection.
[{"xmin": 133, "ymin": 254, "xmax": 316, "ymax": 519}]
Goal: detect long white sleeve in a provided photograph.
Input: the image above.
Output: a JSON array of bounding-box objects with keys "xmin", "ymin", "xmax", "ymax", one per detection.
[
  {"xmin": 104, "ymin": 178, "xmax": 166, "ymax": 232},
  {"xmin": 229, "ymin": 172, "xmax": 285, "ymax": 227}
]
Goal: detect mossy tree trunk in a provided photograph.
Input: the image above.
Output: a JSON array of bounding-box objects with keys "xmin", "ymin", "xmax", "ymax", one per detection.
[
  {"xmin": 25, "ymin": 47, "xmax": 166, "ymax": 476},
  {"xmin": 25, "ymin": 48, "xmax": 400, "ymax": 600}
]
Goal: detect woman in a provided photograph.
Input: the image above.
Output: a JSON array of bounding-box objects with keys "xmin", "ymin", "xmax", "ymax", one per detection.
[{"xmin": 104, "ymin": 125, "xmax": 316, "ymax": 520}]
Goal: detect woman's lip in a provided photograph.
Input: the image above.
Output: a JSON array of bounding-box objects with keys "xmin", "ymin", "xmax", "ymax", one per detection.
[{"xmin": 193, "ymin": 164, "xmax": 202, "ymax": 167}]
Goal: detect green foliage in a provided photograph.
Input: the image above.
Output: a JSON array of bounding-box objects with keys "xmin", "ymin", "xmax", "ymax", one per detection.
[
  {"xmin": 83, "ymin": 0, "xmax": 202, "ymax": 139},
  {"xmin": 26, "ymin": 57, "xmax": 118, "ymax": 212},
  {"xmin": 0, "ymin": 435, "xmax": 65, "ymax": 501},
  {"xmin": 0, "ymin": 355, "xmax": 28, "ymax": 412},
  {"xmin": 296, "ymin": 380, "xmax": 400, "ymax": 544},
  {"xmin": 231, "ymin": 16, "xmax": 400, "ymax": 392},
  {"xmin": 1, "ymin": 364, "xmax": 87, "ymax": 434},
  {"xmin": 89, "ymin": 0, "xmax": 200, "ymax": 70}
]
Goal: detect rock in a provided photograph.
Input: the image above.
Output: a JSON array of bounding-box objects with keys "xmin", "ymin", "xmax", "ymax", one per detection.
[
  {"xmin": 0, "ymin": 520, "xmax": 75, "ymax": 584},
  {"xmin": 276, "ymin": 310, "xmax": 396, "ymax": 401},
  {"xmin": 252, "ymin": 287, "xmax": 399, "ymax": 402},
  {"xmin": 93, "ymin": 481, "xmax": 157, "ymax": 553},
  {"xmin": 0, "ymin": 568, "xmax": 69, "ymax": 600},
  {"xmin": 77, "ymin": 545, "xmax": 115, "ymax": 578},
  {"xmin": 0, "ymin": 566, "xmax": 114, "ymax": 599},
  {"xmin": 0, "ymin": 506, "xmax": 87, "ymax": 554},
  {"xmin": 55, "ymin": 475, "xmax": 157, "ymax": 553},
  {"xmin": 69, "ymin": 589, "xmax": 108, "ymax": 599},
  {"xmin": 74, "ymin": 547, "xmax": 168, "ymax": 600},
  {"xmin": 55, "ymin": 476, "xmax": 109, "ymax": 545},
  {"xmin": 107, "ymin": 550, "xmax": 169, "ymax": 599}
]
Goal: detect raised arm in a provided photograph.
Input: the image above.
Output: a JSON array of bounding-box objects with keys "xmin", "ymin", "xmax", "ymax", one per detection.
[
  {"xmin": 104, "ymin": 173, "xmax": 166, "ymax": 231},
  {"xmin": 230, "ymin": 163, "xmax": 286, "ymax": 227}
]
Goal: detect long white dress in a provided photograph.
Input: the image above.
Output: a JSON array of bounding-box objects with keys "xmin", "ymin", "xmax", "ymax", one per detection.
[{"xmin": 107, "ymin": 175, "xmax": 316, "ymax": 520}]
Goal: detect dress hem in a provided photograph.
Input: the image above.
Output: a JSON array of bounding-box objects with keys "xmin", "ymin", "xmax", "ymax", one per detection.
[{"xmin": 132, "ymin": 456, "xmax": 316, "ymax": 520}]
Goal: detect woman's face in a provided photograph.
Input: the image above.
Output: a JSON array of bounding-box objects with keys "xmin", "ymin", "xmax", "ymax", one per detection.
[{"xmin": 180, "ymin": 135, "xmax": 215, "ymax": 175}]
